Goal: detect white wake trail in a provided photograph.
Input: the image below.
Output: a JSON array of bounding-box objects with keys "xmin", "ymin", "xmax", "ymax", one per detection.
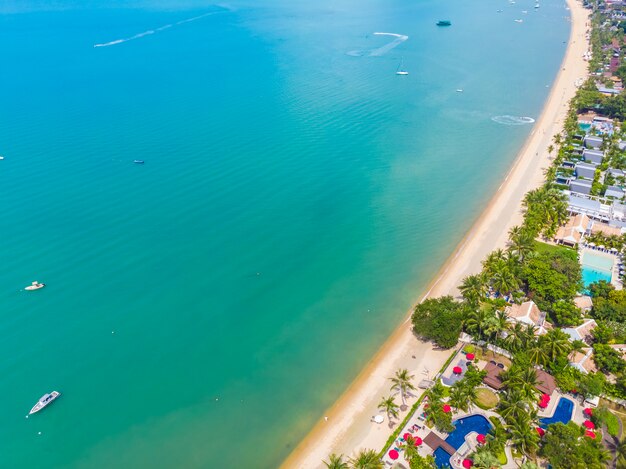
[
  {"xmin": 94, "ymin": 9, "xmax": 227, "ymax": 48},
  {"xmin": 347, "ymin": 32, "xmax": 409, "ymax": 57}
]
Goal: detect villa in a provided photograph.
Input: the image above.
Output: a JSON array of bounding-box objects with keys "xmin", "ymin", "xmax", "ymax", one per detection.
[
  {"xmin": 582, "ymin": 148, "xmax": 605, "ymax": 164},
  {"xmin": 569, "ymin": 179, "xmax": 593, "ymax": 195},
  {"xmin": 573, "ymin": 295, "xmax": 593, "ymax": 313},
  {"xmin": 562, "ymin": 318, "xmax": 598, "ymax": 344},
  {"xmin": 575, "ymin": 161, "xmax": 598, "ymax": 179},
  {"xmin": 555, "ymin": 226, "xmax": 582, "ymax": 246},
  {"xmin": 584, "ymin": 135, "xmax": 603, "ymax": 149},
  {"xmin": 569, "ymin": 348, "xmax": 598, "ymax": 374},
  {"xmin": 590, "ymin": 220, "xmax": 623, "ymax": 236},
  {"xmin": 504, "ymin": 301, "xmax": 551, "ymax": 334}
]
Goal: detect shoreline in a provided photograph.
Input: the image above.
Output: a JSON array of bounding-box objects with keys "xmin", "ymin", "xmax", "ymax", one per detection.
[{"xmin": 280, "ymin": 0, "xmax": 590, "ymax": 467}]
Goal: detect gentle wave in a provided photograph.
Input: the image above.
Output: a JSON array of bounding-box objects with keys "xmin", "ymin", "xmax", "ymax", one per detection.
[
  {"xmin": 94, "ymin": 10, "xmax": 228, "ymax": 48},
  {"xmin": 347, "ymin": 31, "xmax": 408, "ymax": 57},
  {"xmin": 491, "ymin": 115, "xmax": 535, "ymax": 125}
]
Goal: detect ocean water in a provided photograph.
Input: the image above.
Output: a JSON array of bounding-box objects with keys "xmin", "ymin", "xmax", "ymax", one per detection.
[{"xmin": 0, "ymin": 1, "xmax": 569, "ymax": 467}]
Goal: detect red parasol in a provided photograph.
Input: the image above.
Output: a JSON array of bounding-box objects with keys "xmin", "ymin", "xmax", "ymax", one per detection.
[
  {"xmin": 453, "ymin": 366, "xmax": 463, "ymax": 374},
  {"xmin": 583, "ymin": 408, "xmax": 593, "ymax": 417},
  {"xmin": 535, "ymin": 427, "xmax": 545, "ymax": 437},
  {"xmin": 583, "ymin": 420, "xmax": 595, "ymax": 429},
  {"xmin": 462, "ymin": 459, "xmax": 473, "ymax": 468},
  {"xmin": 466, "ymin": 353, "xmax": 475, "ymax": 360},
  {"xmin": 585, "ymin": 430, "xmax": 596, "ymax": 439},
  {"xmin": 443, "ymin": 404, "xmax": 452, "ymax": 413},
  {"xmin": 476, "ymin": 434, "xmax": 486, "ymax": 444},
  {"xmin": 389, "ymin": 449, "xmax": 399, "ymax": 460}
]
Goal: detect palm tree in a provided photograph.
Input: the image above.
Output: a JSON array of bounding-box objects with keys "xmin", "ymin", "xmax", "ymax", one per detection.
[
  {"xmin": 460, "ymin": 274, "xmax": 488, "ymax": 306},
  {"xmin": 508, "ymin": 225, "xmax": 535, "ymax": 263},
  {"xmin": 324, "ymin": 453, "xmax": 349, "ymax": 469},
  {"xmin": 402, "ymin": 435, "xmax": 420, "ymax": 463},
  {"xmin": 527, "ymin": 343, "xmax": 548, "ymax": 367},
  {"xmin": 449, "ymin": 383, "xmax": 470, "ymax": 412},
  {"xmin": 508, "ymin": 417, "xmax": 539, "ymax": 457},
  {"xmin": 497, "ymin": 389, "xmax": 530, "ymax": 423},
  {"xmin": 539, "ymin": 329, "xmax": 573, "ymax": 362},
  {"xmin": 472, "ymin": 448, "xmax": 501, "ymax": 469},
  {"xmin": 377, "ymin": 396, "xmax": 399, "ymax": 422},
  {"xmin": 490, "ymin": 262, "xmax": 520, "ymax": 297},
  {"xmin": 503, "ymin": 322, "xmax": 526, "ymax": 353},
  {"xmin": 486, "ymin": 423, "xmax": 508, "ymax": 455},
  {"xmin": 390, "ymin": 368, "xmax": 416, "ymax": 407},
  {"xmin": 517, "ymin": 367, "xmax": 540, "ymax": 401},
  {"xmin": 349, "ymin": 449, "xmax": 383, "ymax": 469}
]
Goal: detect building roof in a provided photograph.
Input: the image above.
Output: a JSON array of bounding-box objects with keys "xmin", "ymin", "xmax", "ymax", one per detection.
[
  {"xmin": 569, "ymin": 213, "xmax": 591, "ymax": 232},
  {"xmin": 574, "ymin": 295, "xmax": 593, "ymax": 311},
  {"xmin": 482, "ymin": 362, "xmax": 504, "ymax": 390},
  {"xmin": 568, "ymin": 195, "xmax": 603, "ymax": 214},
  {"xmin": 563, "ymin": 319, "xmax": 598, "ymax": 343},
  {"xmin": 535, "ymin": 369, "xmax": 557, "ymax": 395},
  {"xmin": 570, "ymin": 348, "xmax": 598, "ymax": 374},
  {"xmin": 556, "ymin": 226, "xmax": 582, "ymax": 244},
  {"xmin": 506, "ymin": 301, "xmax": 543, "ymax": 327},
  {"xmin": 605, "ymin": 186, "xmax": 625, "ymax": 199},
  {"xmin": 590, "ymin": 221, "xmax": 622, "ymax": 236}
]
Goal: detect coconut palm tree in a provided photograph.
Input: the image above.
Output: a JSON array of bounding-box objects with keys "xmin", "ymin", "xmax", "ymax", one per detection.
[
  {"xmin": 527, "ymin": 343, "xmax": 549, "ymax": 367},
  {"xmin": 472, "ymin": 448, "xmax": 501, "ymax": 469},
  {"xmin": 402, "ymin": 435, "xmax": 420, "ymax": 463},
  {"xmin": 539, "ymin": 329, "xmax": 573, "ymax": 362},
  {"xmin": 508, "ymin": 417, "xmax": 539, "ymax": 457},
  {"xmin": 349, "ymin": 449, "xmax": 383, "ymax": 469},
  {"xmin": 377, "ymin": 396, "xmax": 399, "ymax": 422},
  {"xmin": 497, "ymin": 389, "xmax": 530, "ymax": 423},
  {"xmin": 449, "ymin": 383, "xmax": 470, "ymax": 412},
  {"xmin": 490, "ymin": 262, "xmax": 520, "ymax": 298},
  {"xmin": 389, "ymin": 368, "xmax": 416, "ymax": 407},
  {"xmin": 503, "ymin": 322, "xmax": 528, "ymax": 353},
  {"xmin": 460, "ymin": 274, "xmax": 488, "ymax": 307},
  {"xmin": 324, "ymin": 453, "xmax": 349, "ymax": 469},
  {"xmin": 486, "ymin": 423, "xmax": 509, "ymax": 455},
  {"xmin": 508, "ymin": 226, "xmax": 535, "ymax": 263},
  {"xmin": 517, "ymin": 367, "xmax": 540, "ymax": 401}
]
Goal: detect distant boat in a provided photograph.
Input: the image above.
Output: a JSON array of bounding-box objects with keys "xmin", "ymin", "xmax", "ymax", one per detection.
[
  {"xmin": 396, "ymin": 59, "xmax": 409, "ymax": 76},
  {"xmin": 497, "ymin": 9, "xmax": 503, "ymax": 12},
  {"xmin": 25, "ymin": 281, "xmax": 45, "ymax": 291},
  {"xmin": 522, "ymin": 10, "xmax": 528, "ymax": 13},
  {"xmin": 133, "ymin": 160, "xmax": 145, "ymax": 164},
  {"xmin": 0, "ymin": 156, "xmax": 4, "ymax": 160},
  {"xmin": 456, "ymin": 89, "xmax": 464, "ymax": 93},
  {"xmin": 534, "ymin": 3, "xmax": 540, "ymax": 8},
  {"xmin": 436, "ymin": 20, "xmax": 452, "ymax": 26},
  {"xmin": 29, "ymin": 391, "xmax": 60, "ymax": 415},
  {"xmin": 514, "ymin": 19, "xmax": 523, "ymax": 23}
]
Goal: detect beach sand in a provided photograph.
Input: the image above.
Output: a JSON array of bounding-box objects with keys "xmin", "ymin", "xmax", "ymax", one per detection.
[{"xmin": 280, "ymin": 0, "xmax": 590, "ymax": 467}]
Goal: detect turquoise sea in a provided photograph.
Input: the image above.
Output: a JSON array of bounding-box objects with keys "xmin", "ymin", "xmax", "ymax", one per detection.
[{"xmin": 0, "ymin": 1, "xmax": 569, "ymax": 467}]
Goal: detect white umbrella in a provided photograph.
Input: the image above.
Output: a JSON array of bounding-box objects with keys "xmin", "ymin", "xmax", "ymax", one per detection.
[
  {"xmin": 599, "ymin": 245, "xmax": 605, "ymax": 250},
  {"xmin": 588, "ymin": 242, "xmax": 596, "ymax": 246},
  {"xmin": 610, "ymin": 247, "xmax": 618, "ymax": 252},
  {"xmin": 373, "ymin": 414, "xmax": 384, "ymax": 424}
]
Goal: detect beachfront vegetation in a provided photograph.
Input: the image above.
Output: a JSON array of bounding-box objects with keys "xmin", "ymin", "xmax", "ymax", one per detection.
[
  {"xmin": 324, "ymin": 453, "xmax": 349, "ymax": 469},
  {"xmin": 349, "ymin": 449, "xmax": 384, "ymax": 469},
  {"xmin": 377, "ymin": 396, "xmax": 399, "ymax": 423},
  {"xmin": 390, "ymin": 369, "xmax": 416, "ymax": 407},
  {"xmin": 411, "ymin": 296, "xmax": 465, "ymax": 348}
]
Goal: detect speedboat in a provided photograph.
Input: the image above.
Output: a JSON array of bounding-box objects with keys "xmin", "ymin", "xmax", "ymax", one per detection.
[
  {"xmin": 29, "ymin": 391, "xmax": 60, "ymax": 415},
  {"xmin": 514, "ymin": 19, "xmax": 523, "ymax": 23},
  {"xmin": 436, "ymin": 20, "xmax": 451, "ymax": 26},
  {"xmin": 396, "ymin": 58, "xmax": 409, "ymax": 75},
  {"xmin": 25, "ymin": 281, "xmax": 45, "ymax": 291},
  {"xmin": 456, "ymin": 89, "xmax": 464, "ymax": 93},
  {"xmin": 133, "ymin": 160, "xmax": 145, "ymax": 165}
]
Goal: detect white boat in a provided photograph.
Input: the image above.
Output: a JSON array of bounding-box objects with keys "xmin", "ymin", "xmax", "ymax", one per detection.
[
  {"xmin": 29, "ymin": 391, "xmax": 60, "ymax": 414},
  {"xmin": 396, "ymin": 59, "xmax": 408, "ymax": 76},
  {"xmin": 514, "ymin": 19, "xmax": 523, "ymax": 23},
  {"xmin": 25, "ymin": 281, "xmax": 45, "ymax": 291},
  {"xmin": 456, "ymin": 89, "xmax": 464, "ymax": 93},
  {"xmin": 0, "ymin": 156, "xmax": 4, "ymax": 160}
]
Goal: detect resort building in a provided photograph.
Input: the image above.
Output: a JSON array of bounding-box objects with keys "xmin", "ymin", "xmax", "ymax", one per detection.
[
  {"xmin": 575, "ymin": 161, "xmax": 597, "ymax": 179},
  {"xmin": 569, "ymin": 348, "xmax": 598, "ymax": 374},
  {"xmin": 569, "ymin": 179, "xmax": 593, "ymax": 195},
  {"xmin": 504, "ymin": 301, "xmax": 551, "ymax": 334},
  {"xmin": 482, "ymin": 362, "xmax": 504, "ymax": 390},
  {"xmin": 582, "ymin": 148, "xmax": 605, "ymax": 164},
  {"xmin": 605, "ymin": 185, "xmax": 626, "ymax": 199},
  {"xmin": 536, "ymin": 369, "xmax": 557, "ymax": 395},
  {"xmin": 573, "ymin": 295, "xmax": 593, "ymax": 313},
  {"xmin": 590, "ymin": 220, "xmax": 623, "ymax": 236},
  {"xmin": 562, "ymin": 318, "xmax": 598, "ymax": 344},
  {"xmin": 555, "ymin": 226, "xmax": 582, "ymax": 246},
  {"xmin": 584, "ymin": 135, "xmax": 603, "ymax": 149}
]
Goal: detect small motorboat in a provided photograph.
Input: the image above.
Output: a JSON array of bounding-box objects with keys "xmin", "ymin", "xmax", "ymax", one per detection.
[
  {"xmin": 133, "ymin": 160, "xmax": 145, "ymax": 165},
  {"xmin": 29, "ymin": 391, "xmax": 60, "ymax": 415},
  {"xmin": 456, "ymin": 89, "xmax": 464, "ymax": 93},
  {"xmin": 0, "ymin": 156, "xmax": 4, "ymax": 160},
  {"xmin": 25, "ymin": 281, "xmax": 45, "ymax": 291},
  {"xmin": 436, "ymin": 20, "xmax": 452, "ymax": 26},
  {"xmin": 514, "ymin": 19, "xmax": 523, "ymax": 23}
]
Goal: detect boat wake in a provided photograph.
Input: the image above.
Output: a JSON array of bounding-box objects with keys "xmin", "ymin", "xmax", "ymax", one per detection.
[
  {"xmin": 347, "ymin": 32, "xmax": 408, "ymax": 57},
  {"xmin": 491, "ymin": 115, "xmax": 535, "ymax": 126},
  {"xmin": 94, "ymin": 8, "xmax": 231, "ymax": 48}
]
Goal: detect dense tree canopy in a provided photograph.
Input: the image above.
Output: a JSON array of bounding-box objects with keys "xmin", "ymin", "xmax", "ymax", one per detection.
[
  {"xmin": 412, "ymin": 296, "xmax": 464, "ymax": 348},
  {"xmin": 540, "ymin": 422, "xmax": 609, "ymax": 469}
]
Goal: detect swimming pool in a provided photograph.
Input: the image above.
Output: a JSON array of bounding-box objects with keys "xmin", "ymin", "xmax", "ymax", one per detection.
[
  {"xmin": 581, "ymin": 250, "xmax": 613, "ymax": 290},
  {"xmin": 540, "ymin": 397, "xmax": 574, "ymax": 428},
  {"xmin": 579, "ymin": 122, "xmax": 592, "ymax": 132},
  {"xmin": 433, "ymin": 414, "xmax": 493, "ymax": 468}
]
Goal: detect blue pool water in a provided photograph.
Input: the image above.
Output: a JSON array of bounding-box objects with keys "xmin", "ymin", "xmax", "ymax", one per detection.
[
  {"xmin": 579, "ymin": 123, "xmax": 592, "ymax": 131},
  {"xmin": 433, "ymin": 414, "xmax": 493, "ymax": 468},
  {"xmin": 540, "ymin": 397, "xmax": 574, "ymax": 428},
  {"xmin": 581, "ymin": 251, "xmax": 613, "ymax": 291}
]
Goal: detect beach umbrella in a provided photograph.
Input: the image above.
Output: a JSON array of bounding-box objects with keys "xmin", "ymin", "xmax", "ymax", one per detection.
[
  {"xmin": 538, "ymin": 401, "xmax": 548, "ymax": 409},
  {"xmin": 583, "ymin": 408, "xmax": 593, "ymax": 417},
  {"xmin": 589, "ymin": 242, "xmax": 596, "ymax": 246},
  {"xmin": 585, "ymin": 430, "xmax": 596, "ymax": 439},
  {"xmin": 403, "ymin": 433, "xmax": 412, "ymax": 441},
  {"xmin": 443, "ymin": 404, "xmax": 452, "ymax": 413},
  {"xmin": 466, "ymin": 353, "xmax": 475, "ymax": 361},
  {"xmin": 476, "ymin": 434, "xmax": 486, "ymax": 444},
  {"xmin": 536, "ymin": 427, "xmax": 545, "ymax": 437},
  {"xmin": 584, "ymin": 420, "xmax": 595, "ymax": 429},
  {"xmin": 599, "ymin": 245, "xmax": 606, "ymax": 250},
  {"xmin": 389, "ymin": 449, "xmax": 399, "ymax": 460},
  {"xmin": 541, "ymin": 393, "xmax": 551, "ymax": 401},
  {"xmin": 414, "ymin": 437, "xmax": 422, "ymax": 446},
  {"xmin": 373, "ymin": 414, "xmax": 384, "ymax": 424},
  {"xmin": 462, "ymin": 459, "xmax": 473, "ymax": 468},
  {"xmin": 453, "ymin": 366, "xmax": 463, "ymax": 374},
  {"xmin": 611, "ymin": 247, "xmax": 618, "ymax": 252}
]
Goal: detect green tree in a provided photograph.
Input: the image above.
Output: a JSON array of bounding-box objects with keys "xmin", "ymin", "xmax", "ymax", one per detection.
[
  {"xmin": 324, "ymin": 454, "xmax": 349, "ymax": 469},
  {"xmin": 377, "ymin": 396, "xmax": 399, "ymax": 422},
  {"xmin": 540, "ymin": 422, "xmax": 609, "ymax": 469},
  {"xmin": 472, "ymin": 447, "xmax": 501, "ymax": 468},
  {"xmin": 460, "ymin": 274, "xmax": 488, "ymax": 307},
  {"xmin": 412, "ymin": 296, "xmax": 464, "ymax": 348},
  {"xmin": 508, "ymin": 225, "xmax": 535, "ymax": 263},
  {"xmin": 408, "ymin": 454, "xmax": 437, "ymax": 469},
  {"xmin": 390, "ymin": 369, "xmax": 416, "ymax": 407},
  {"xmin": 578, "ymin": 372, "xmax": 606, "ymax": 400},
  {"xmin": 539, "ymin": 329, "xmax": 573, "ymax": 363},
  {"xmin": 349, "ymin": 449, "xmax": 383, "ymax": 469},
  {"xmin": 551, "ymin": 300, "xmax": 583, "ymax": 327},
  {"xmin": 593, "ymin": 343, "xmax": 626, "ymax": 374},
  {"xmin": 508, "ymin": 416, "xmax": 539, "ymax": 457}
]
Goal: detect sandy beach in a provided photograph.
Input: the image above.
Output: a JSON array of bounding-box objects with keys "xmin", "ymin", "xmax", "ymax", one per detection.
[{"xmin": 280, "ymin": 1, "xmax": 590, "ymax": 467}]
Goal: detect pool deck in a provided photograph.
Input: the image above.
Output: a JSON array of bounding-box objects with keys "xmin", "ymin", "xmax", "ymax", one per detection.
[
  {"xmin": 423, "ymin": 431, "xmax": 456, "ymax": 456},
  {"xmin": 579, "ymin": 247, "xmax": 623, "ymax": 290}
]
